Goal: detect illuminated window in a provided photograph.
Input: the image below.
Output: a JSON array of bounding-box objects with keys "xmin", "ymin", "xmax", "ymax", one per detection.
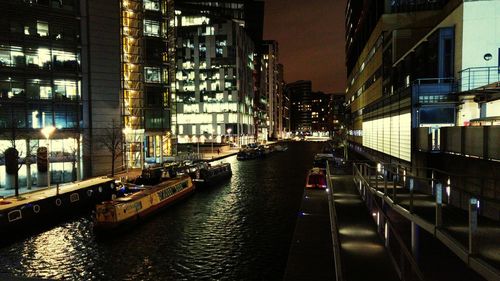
[
  {"xmin": 144, "ymin": 0, "xmax": 160, "ymax": 11},
  {"xmin": 37, "ymin": 21, "xmax": 49, "ymax": 37},
  {"xmin": 145, "ymin": 67, "xmax": 161, "ymax": 83},
  {"xmin": 144, "ymin": 20, "xmax": 160, "ymax": 37}
]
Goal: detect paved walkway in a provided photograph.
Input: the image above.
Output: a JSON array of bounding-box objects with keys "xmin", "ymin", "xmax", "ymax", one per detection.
[
  {"xmin": 332, "ymin": 175, "xmax": 399, "ymax": 281},
  {"xmin": 283, "ymin": 188, "xmax": 335, "ymax": 281},
  {"xmin": 362, "ymin": 173, "xmax": 500, "ymax": 281}
]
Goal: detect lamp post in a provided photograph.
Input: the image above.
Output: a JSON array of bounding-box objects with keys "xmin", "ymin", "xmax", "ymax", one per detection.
[{"xmin": 41, "ymin": 126, "xmax": 56, "ymax": 190}]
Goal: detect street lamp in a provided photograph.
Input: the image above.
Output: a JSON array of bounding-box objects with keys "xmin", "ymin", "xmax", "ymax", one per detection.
[
  {"xmin": 41, "ymin": 126, "xmax": 56, "ymax": 190},
  {"xmin": 226, "ymin": 128, "xmax": 232, "ymax": 145}
]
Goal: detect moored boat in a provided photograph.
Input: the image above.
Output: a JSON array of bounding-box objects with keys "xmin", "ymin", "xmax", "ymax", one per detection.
[
  {"xmin": 192, "ymin": 162, "xmax": 232, "ymax": 187},
  {"xmin": 94, "ymin": 175, "xmax": 194, "ymax": 230}
]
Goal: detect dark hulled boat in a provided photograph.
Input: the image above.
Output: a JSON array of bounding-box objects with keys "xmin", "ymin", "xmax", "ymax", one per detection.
[{"xmin": 192, "ymin": 162, "xmax": 232, "ymax": 187}]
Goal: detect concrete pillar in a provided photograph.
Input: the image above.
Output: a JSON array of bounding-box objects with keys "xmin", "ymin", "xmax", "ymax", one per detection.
[
  {"xmin": 37, "ymin": 172, "xmax": 47, "ymax": 187},
  {"xmin": 469, "ymin": 197, "xmax": 478, "ymax": 255},
  {"xmin": 411, "ymin": 221, "xmax": 420, "ymax": 261}
]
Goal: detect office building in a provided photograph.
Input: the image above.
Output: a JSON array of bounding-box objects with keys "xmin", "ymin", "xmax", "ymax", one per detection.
[
  {"xmin": 175, "ymin": 13, "xmax": 256, "ymax": 146},
  {"xmin": 288, "ymin": 80, "xmax": 312, "ymax": 134},
  {"xmin": 0, "ymin": 0, "xmax": 85, "ymax": 188}
]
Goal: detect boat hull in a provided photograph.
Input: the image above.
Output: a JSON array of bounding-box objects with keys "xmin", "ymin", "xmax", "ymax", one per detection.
[
  {"xmin": 0, "ymin": 178, "xmax": 116, "ymax": 238},
  {"xmin": 94, "ymin": 176, "xmax": 194, "ymax": 230}
]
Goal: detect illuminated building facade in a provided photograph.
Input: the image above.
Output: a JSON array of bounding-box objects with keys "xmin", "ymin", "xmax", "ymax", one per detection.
[
  {"xmin": 345, "ymin": 0, "xmax": 452, "ymax": 163},
  {"xmin": 0, "ymin": 0, "xmax": 83, "ymax": 188},
  {"xmin": 260, "ymin": 40, "xmax": 280, "ymax": 139},
  {"xmin": 120, "ymin": 0, "xmax": 176, "ymax": 168},
  {"xmin": 346, "ymin": 0, "xmax": 500, "ymax": 172},
  {"xmin": 175, "ymin": 14, "xmax": 255, "ymax": 146}
]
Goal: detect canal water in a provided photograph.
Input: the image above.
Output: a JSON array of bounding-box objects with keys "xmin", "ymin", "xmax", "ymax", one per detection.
[{"xmin": 0, "ymin": 142, "xmax": 324, "ymax": 281}]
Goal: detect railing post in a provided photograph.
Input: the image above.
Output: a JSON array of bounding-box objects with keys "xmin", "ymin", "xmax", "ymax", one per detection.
[
  {"xmin": 393, "ymin": 171, "xmax": 398, "ymax": 203},
  {"xmin": 436, "ymin": 183, "xmax": 443, "ymax": 228},
  {"xmin": 469, "ymin": 197, "xmax": 478, "ymax": 255},
  {"xmin": 384, "ymin": 169, "xmax": 388, "ymax": 196},
  {"xmin": 409, "ymin": 178, "xmax": 414, "ymax": 213},
  {"xmin": 431, "ymin": 170, "xmax": 435, "ymax": 195}
]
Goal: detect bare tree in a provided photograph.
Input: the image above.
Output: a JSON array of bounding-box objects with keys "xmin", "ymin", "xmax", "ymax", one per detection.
[{"xmin": 99, "ymin": 119, "xmax": 124, "ymax": 177}]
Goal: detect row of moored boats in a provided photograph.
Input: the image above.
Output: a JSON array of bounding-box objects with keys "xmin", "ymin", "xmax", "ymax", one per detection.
[
  {"xmin": 94, "ymin": 161, "xmax": 232, "ymax": 230},
  {"xmin": 236, "ymin": 144, "xmax": 288, "ymax": 160}
]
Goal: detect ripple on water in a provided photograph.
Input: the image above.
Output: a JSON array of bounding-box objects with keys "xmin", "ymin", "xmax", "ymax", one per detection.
[{"xmin": 0, "ymin": 142, "xmax": 324, "ymax": 280}]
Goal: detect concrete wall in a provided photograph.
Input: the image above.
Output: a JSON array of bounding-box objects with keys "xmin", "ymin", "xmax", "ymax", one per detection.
[{"xmin": 81, "ymin": 0, "xmax": 122, "ymax": 178}]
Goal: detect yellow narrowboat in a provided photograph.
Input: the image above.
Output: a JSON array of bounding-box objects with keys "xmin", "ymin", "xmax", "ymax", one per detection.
[{"xmin": 94, "ymin": 175, "xmax": 194, "ymax": 230}]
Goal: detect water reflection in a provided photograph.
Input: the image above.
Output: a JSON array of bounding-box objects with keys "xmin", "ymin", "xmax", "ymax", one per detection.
[{"xmin": 0, "ymin": 142, "xmax": 324, "ymax": 280}]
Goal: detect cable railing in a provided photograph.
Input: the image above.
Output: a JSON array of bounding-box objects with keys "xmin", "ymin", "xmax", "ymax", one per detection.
[{"xmin": 353, "ymin": 162, "xmax": 500, "ymax": 281}]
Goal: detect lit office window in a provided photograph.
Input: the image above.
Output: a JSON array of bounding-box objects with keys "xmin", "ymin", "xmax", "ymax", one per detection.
[
  {"xmin": 145, "ymin": 67, "xmax": 161, "ymax": 83},
  {"xmin": 54, "ymin": 80, "xmax": 78, "ymax": 100},
  {"xmin": 37, "ymin": 20, "xmax": 49, "ymax": 37},
  {"xmin": 144, "ymin": 20, "xmax": 160, "ymax": 37},
  {"xmin": 144, "ymin": 0, "xmax": 160, "ymax": 11},
  {"xmin": 52, "ymin": 49, "xmax": 79, "ymax": 70}
]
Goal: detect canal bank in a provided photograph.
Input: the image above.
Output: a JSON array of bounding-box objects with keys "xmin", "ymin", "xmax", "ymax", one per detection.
[{"xmin": 0, "ymin": 142, "xmax": 324, "ymax": 280}]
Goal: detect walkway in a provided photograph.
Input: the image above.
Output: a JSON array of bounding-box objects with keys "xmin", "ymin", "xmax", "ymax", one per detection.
[
  {"xmin": 283, "ymin": 188, "xmax": 335, "ymax": 281},
  {"xmin": 355, "ymin": 163, "xmax": 500, "ymax": 281},
  {"xmin": 331, "ymin": 174, "xmax": 399, "ymax": 281}
]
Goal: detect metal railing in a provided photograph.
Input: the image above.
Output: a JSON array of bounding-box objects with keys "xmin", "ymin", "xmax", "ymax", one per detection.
[
  {"xmin": 353, "ymin": 163, "xmax": 426, "ymax": 281},
  {"xmin": 326, "ymin": 161, "xmax": 343, "ymax": 281},
  {"xmin": 459, "ymin": 66, "xmax": 500, "ymax": 92},
  {"xmin": 353, "ymin": 162, "xmax": 500, "ymax": 281}
]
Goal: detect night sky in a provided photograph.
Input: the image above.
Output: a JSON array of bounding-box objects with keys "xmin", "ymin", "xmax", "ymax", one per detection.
[{"xmin": 264, "ymin": 0, "xmax": 347, "ymax": 94}]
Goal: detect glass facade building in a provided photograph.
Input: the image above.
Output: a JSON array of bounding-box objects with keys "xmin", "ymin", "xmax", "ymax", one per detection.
[
  {"xmin": 175, "ymin": 14, "xmax": 255, "ymax": 146},
  {"xmin": 120, "ymin": 0, "xmax": 176, "ymax": 167},
  {"xmin": 0, "ymin": 0, "xmax": 82, "ymax": 189}
]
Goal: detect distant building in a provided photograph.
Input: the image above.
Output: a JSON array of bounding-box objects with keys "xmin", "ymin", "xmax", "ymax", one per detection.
[
  {"xmin": 260, "ymin": 40, "xmax": 280, "ymax": 139},
  {"xmin": 328, "ymin": 93, "xmax": 345, "ymax": 133},
  {"xmin": 310, "ymin": 92, "xmax": 330, "ymax": 133},
  {"xmin": 288, "ymin": 80, "xmax": 312, "ymax": 133},
  {"xmin": 277, "ymin": 63, "xmax": 287, "ymax": 138}
]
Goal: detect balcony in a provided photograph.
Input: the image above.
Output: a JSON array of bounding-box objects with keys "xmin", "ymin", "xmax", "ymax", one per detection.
[{"xmin": 459, "ymin": 66, "xmax": 500, "ymax": 92}]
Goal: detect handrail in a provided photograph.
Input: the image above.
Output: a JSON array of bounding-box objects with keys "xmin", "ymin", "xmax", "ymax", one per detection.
[
  {"xmin": 353, "ymin": 163, "xmax": 426, "ymax": 281},
  {"xmin": 358, "ymin": 162, "xmax": 500, "ymax": 205},
  {"xmin": 326, "ymin": 160, "xmax": 344, "ymax": 281}
]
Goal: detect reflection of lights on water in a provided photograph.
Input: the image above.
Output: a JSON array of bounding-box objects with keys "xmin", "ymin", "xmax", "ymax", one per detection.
[
  {"xmin": 21, "ymin": 224, "xmax": 85, "ymax": 279},
  {"xmin": 384, "ymin": 222, "xmax": 388, "ymax": 240}
]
